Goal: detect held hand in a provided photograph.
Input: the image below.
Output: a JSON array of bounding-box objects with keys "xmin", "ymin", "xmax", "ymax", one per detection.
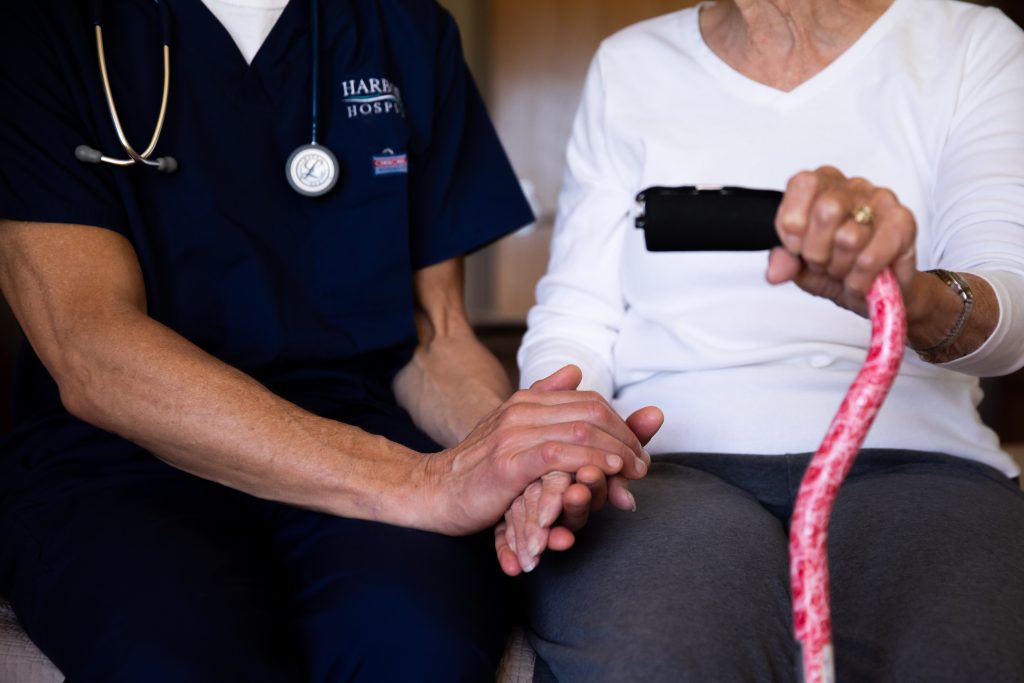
[
  {"xmin": 768, "ymin": 166, "xmax": 918, "ymax": 316},
  {"xmin": 496, "ymin": 404, "xmax": 663, "ymax": 576},
  {"xmin": 419, "ymin": 365, "xmax": 649, "ymax": 537}
]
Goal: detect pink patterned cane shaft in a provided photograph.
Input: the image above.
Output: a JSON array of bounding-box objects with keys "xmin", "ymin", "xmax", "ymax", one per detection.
[{"xmin": 789, "ymin": 269, "xmax": 907, "ymax": 683}]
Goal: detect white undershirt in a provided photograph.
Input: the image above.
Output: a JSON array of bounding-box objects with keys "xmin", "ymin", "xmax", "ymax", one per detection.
[{"xmin": 200, "ymin": 0, "xmax": 289, "ymax": 64}]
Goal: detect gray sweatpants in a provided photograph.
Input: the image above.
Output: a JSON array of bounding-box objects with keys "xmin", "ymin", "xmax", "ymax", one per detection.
[{"xmin": 526, "ymin": 450, "xmax": 1024, "ymax": 683}]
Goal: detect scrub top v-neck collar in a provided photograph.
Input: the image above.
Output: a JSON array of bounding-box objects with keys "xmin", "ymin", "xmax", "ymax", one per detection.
[
  {"xmin": 187, "ymin": 0, "xmax": 304, "ymax": 77},
  {"xmin": 687, "ymin": 0, "xmax": 910, "ymax": 110}
]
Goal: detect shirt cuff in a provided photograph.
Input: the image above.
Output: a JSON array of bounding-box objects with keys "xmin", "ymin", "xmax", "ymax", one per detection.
[{"xmin": 517, "ymin": 341, "xmax": 616, "ymax": 398}]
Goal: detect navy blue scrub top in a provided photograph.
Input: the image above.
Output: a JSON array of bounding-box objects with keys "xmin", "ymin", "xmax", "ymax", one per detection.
[{"xmin": 0, "ymin": 0, "xmax": 533, "ymax": 478}]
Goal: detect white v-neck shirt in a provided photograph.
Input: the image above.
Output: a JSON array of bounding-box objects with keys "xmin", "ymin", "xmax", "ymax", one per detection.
[
  {"xmin": 519, "ymin": 0, "xmax": 1024, "ymax": 475},
  {"xmin": 200, "ymin": 0, "xmax": 289, "ymax": 64}
]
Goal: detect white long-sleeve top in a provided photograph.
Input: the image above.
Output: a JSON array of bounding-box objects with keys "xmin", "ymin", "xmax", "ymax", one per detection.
[{"xmin": 518, "ymin": 0, "xmax": 1024, "ymax": 476}]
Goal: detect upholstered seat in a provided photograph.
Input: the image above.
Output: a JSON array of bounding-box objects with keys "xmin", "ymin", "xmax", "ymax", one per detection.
[{"xmin": 0, "ymin": 599, "xmax": 62, "ymax": 683}]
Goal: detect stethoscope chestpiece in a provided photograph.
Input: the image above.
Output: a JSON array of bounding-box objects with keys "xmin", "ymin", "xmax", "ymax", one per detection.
[{"xmin": 285, "ymin": 143, "xmax": 339, "ymax": 198}]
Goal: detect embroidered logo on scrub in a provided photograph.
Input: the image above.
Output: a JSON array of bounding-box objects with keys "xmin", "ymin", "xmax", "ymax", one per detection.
[
  {"xmin": 342, "ymin": 77, "xmax": 405, "ymax": 118},
  {"xmin": 373, "ymin": 149, "xmax": 408, "ymax": 176}
]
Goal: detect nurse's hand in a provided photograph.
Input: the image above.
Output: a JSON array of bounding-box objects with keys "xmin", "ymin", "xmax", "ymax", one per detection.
[
  {"xmin": 417, "ymin": 366, "xmax": 650, "ymax": 537},
  {"xmin": 768, "ymin": 166, "xmax": 919, "ymax": 316},
  {"xmin": 495, "ymin": 405, "xmax": 662, "ymax": 577}
]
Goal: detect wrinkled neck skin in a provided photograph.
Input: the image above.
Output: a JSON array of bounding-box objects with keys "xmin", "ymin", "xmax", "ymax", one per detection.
[{"xmin": 700, "ymin": 0, "xmax": 894, "ymax": 91}]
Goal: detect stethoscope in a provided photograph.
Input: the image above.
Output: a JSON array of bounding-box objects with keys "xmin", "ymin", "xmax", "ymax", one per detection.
[{"xmin": 76, "ymin": 0, "xmax": 339, "ymax": 198}]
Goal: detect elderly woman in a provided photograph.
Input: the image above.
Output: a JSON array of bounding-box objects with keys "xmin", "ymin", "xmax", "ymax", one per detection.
[{"xmin": 498, "ymin": 0, "xmax": 1024, "ymax": 680}]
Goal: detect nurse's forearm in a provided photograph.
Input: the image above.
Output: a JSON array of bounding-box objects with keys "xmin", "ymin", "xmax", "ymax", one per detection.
[
  {"xmin": 54, "ymin": 308, "xmax": 434, "ymax": 526},
  {"xmin": 394, "ymin": 330, "xmax": 511, "ymax": 448},
  {"xmin": 0, "ymin": 223, "xmax": 430, "ymax": 527},
  {"xmin": 1, "ymin": 222, "xmax": 647, "ymax": 537},
  {"xmin": 51, "ymin": 312, "xmax": 644, "ymax": 537},
  {"xmin": 394, "ymin": 257, "xmax": 512, "ymax": 448}
]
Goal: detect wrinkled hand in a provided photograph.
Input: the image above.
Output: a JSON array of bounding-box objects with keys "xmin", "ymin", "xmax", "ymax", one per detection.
[
  {"xmin": 495, "ymin": 400, "xmax": 663, "ymax": 576},
  {"xmin": 417, "ymin": 365, "xmax": 649, "ymax": 537},
  {"xmin": 768, "ymin": 166, "xmax": 918, "ymax": 316}
]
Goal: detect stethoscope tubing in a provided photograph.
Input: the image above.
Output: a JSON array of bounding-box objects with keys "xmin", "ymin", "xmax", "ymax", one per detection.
[
  {"xmin": 81, "ymin": 0, "xmax": 176, "ymax": 171},
  {"xmin": 80, "ymin": 0, "xmax": 329, "ymax": 184},
  {"xmin": 310, "ymin": 0, "xmax": 321, "ymax": 145},
  {"xmin": 94, "ymin": 27, "xmax": 171, "ymax": 166}
]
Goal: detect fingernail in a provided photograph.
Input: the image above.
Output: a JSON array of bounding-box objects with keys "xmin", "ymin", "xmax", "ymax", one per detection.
[
  {"xmin": 783, "ymin": 234, "xmax": 802, "ymax": 252},
  {"xmin": 606, "ymin": 454, "xmax": 623, "ymax": 469},
  {"xmin": 642, "ymin": 448, "xmax": 652, "ymax": 464},
  {"xmin": 539, "ymin": 509, "xmax": 555, "ymax": 528},
  {"xmin": 528, "ymin": 539, "xmax": 543, "ymax": 558},
  {"xmin": 635, "ymin": 457, "xmax": 648, "ymax": 476},
  {"xmin": 627, "ymin": 490, "xmax": 637, "ymax": 512},
  {"xmin": 522, "ymin": 557, "xmax": 537, "ymax": 573}
]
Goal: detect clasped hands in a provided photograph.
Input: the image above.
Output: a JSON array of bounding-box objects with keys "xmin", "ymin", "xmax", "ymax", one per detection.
[{"xmin": 492, "ymin": 368, "xmax": 663, "ymax": 576}]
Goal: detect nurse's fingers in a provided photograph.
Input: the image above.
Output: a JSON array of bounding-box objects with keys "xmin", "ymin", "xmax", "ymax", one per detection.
[
  {"xmin": 527, "ymin": 364, "xmax": 585, "ymax": 392},
  {"xmin": 559, "ymin": 480, "xmax": 596, "ymax": 532},
  {"xmin": 574, "ymin": 464, "xmax": 609, "ymax": 512},
  {"xmin": 524, "ymin": 364, "xmax": 650, "ymax": 473},
  {"xmin": 512, "ymin": 445, "xmax": 623, "ymax": 510},
  {"xmin": 504, "ymin": 422, "xmax": 646, "ymax": 482},
  {"xmin": 607, "ymin": 475, "xmax": 636, "ymax": 513},
  {"xmin": 546, "ymin": 526, "xmax": 577, "ymax": 552},
  {"xmin": 625, "ymin": 406, "xmax": 664, "ymax": 451},
  {"xmin": 498, "ymin": 397, "xmax": 648, "ymax": 475}
]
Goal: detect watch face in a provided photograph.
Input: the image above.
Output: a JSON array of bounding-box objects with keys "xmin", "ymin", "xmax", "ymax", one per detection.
[{"xmin": 286, "ymin": 144, "xmax": 339, "ymax": 197}]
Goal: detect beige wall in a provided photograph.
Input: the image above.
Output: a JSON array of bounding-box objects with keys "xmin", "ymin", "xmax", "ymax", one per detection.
[{"xmin": 437, "ymin": 0, "xmax": 490, "ymax": 90}]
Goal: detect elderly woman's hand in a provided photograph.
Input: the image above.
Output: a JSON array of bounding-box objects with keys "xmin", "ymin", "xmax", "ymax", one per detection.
[
  {"xmin": 494, "ymin": 467, "xmax": 632, "ymax": 576},
  {"xmin": 494, "ymin": 406, "xmax": 662, "ymax": 577},
  {"xmin": 767, "ymin": 166, "xmax": 919, "ymax": 316}
]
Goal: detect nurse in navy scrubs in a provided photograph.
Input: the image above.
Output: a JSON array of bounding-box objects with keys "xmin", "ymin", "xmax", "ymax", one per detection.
[{"xmin": 0, "ymin": 0, "xmax": 658, "ymax": 679}]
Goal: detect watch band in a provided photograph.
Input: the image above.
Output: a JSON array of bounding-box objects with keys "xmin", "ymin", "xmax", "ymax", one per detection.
[{"xmin": 915, "ymin": 269, "xmax": 973, "ymax": 358}]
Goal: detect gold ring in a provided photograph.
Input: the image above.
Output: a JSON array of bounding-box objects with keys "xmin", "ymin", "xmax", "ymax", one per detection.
[{"xmin": 851, "ymin": 204, "xmax": 875, "ymax": 226}]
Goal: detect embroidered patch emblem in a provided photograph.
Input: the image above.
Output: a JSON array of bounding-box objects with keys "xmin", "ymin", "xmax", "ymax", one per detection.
[{"xmin": 373, "ymin": 150, "xmax": 409, "ymax": 176}]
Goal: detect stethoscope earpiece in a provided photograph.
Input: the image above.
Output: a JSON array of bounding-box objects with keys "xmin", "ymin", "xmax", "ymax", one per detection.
[
  {"xmin": 156, "ymin": 156, "xmax": 178, "ymax": 173},
  {"xmin": 76, "ymin": 144, "xmax": 178, "ymax": 173},
  {"xmin": 75, "ymin": 145, "xmax": 104, "ymax": 164}
]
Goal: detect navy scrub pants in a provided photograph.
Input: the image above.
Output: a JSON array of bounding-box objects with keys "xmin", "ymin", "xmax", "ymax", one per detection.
[
  {"xmin": 0, "ymin": 456, "xmax": 510, "ymax": 682},
  {"xmin": 526, "ymin": 450, "xmax": 1024, "ymax": 683}
]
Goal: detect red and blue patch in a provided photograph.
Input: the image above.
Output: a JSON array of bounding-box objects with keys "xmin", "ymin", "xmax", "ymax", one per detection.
[{"xmin": 372, "ymin": 152, "xmax": 409, "ymax": 176}]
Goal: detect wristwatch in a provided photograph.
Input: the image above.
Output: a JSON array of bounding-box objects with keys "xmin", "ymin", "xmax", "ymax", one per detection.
[{"xmin": 914, "ymin": 269, "xmax": 973, "ymax": 362}]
